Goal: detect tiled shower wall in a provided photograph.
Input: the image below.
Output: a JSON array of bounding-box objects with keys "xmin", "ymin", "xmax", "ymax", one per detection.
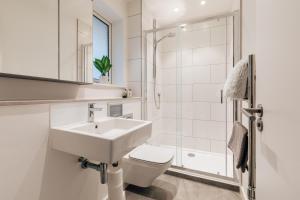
[
  {"xmin": 154, "ymin": 18, "xmax": 234, "ymax": 154},
  {"xmin": 142, "ymin": 4, "xmax": 162, "ymax": 143},
  {"xmin": 127, "ymin": 0, "xmax": 142, "ymax": 97}
]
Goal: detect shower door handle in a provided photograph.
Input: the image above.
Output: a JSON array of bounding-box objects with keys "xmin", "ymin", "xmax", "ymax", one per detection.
[{"xmin": 220, "ymin": 90, "xmax": 223, "ymax": 104}]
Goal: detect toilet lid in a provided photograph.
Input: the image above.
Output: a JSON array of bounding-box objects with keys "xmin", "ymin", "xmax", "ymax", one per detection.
[{"xmin": 129, "ymin": 144, "xmax": 174, "ymax": 164}]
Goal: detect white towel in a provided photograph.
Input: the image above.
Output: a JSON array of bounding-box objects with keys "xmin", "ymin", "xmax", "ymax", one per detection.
[{"xmin": 223, "ymin": 58, "xmax": 248, "ymax": 100}]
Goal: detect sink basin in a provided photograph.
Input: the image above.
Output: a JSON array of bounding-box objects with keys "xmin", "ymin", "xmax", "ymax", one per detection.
[{"xmin": 50, "ymin": 118, "xmax": 152, "ymax": 164}]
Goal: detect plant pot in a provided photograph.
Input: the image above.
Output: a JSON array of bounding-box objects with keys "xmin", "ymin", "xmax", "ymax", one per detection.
[{"xmin": 100, "ymin": 74, "xmax": 109, "ymax": 84}]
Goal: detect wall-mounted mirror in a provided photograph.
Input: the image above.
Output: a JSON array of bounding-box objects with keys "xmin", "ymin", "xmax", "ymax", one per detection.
[
  {"xmin": 0, "ymin": 0, "xmax": 94, "ymax": 84},
  {"xmin": 0, "ymin": 0, "xmax": 126, "ymax": 86},
  {"xmin": 59, "ymin": 0, "xmax": 93, "ymax": 83},
  {"xmin": 0, "ymin": 0, "xmax": 59, "ymax": 79}
]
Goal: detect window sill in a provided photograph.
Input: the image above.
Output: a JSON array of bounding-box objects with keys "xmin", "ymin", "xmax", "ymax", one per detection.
[{"xmin": 82, "ymin": 83, "xmax": 127, "ymax": 90}]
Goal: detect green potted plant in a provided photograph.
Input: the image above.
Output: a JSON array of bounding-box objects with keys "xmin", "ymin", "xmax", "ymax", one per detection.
[{"xmin": 93, "ymin": 56, "xmax": 112, "ymax": 83}]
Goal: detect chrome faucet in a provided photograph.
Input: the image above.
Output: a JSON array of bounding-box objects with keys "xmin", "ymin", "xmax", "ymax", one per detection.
[{"xmin": 88, "ymin": 103, "xmax": 103, "ymax": 123}]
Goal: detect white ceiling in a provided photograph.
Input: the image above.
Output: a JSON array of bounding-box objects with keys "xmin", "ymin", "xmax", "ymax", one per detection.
[{"xmin": 143, "ymin": 0, "xmax": 237, "ymax": 26}]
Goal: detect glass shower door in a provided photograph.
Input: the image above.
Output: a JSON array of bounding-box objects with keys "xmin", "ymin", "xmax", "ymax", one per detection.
[
  {"xmin": 175, "ymin": 17, "xmax": 234, "ymax": 177},
  {"xmin": 144, "ymin": 16, "xmax": 234, "ymax": 178}
]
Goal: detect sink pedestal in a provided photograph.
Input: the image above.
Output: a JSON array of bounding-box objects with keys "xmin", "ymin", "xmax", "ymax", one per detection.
[{"xmin": 107, "ymin": 165, "xmax": 126, "ymax": 200}]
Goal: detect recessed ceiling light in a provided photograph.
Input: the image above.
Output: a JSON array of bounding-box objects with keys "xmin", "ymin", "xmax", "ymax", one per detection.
[
  {"xmin": 173, "ymin": 8, "xmax": 179, "ymax": 12},
  {"xmin": 201, "ymin": 1, "xmax": 206, "ymax": 5},
  {"xmin": 180, "ymin": 24, "xmax": 186, "ymax": 27}
]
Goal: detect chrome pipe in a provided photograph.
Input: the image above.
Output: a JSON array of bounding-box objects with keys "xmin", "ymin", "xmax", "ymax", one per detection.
[{"xmin": 78, "ymin": 157, "xmax": 108, "ymax": 184}]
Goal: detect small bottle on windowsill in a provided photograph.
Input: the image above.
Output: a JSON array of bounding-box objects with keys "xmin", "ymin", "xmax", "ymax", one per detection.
[{"xmin": 122, "ymin": 89, "xmax": 128, "ymax": 98}]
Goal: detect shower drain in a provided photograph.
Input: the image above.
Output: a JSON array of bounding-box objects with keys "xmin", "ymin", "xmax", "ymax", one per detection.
[{"xmin": 187, "ymin": 153, "xmax": 196, "ymax": 158}]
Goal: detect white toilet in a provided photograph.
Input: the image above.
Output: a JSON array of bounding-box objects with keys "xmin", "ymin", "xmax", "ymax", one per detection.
[{"xmin": 122, "ymin": 144, "xmax": 174, "ymax": 187}]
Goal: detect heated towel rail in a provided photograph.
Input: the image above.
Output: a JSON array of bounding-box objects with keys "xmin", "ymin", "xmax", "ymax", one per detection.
[{"xmin": 241, "ymin": 54, "xmax": 264, "ymax": 200}]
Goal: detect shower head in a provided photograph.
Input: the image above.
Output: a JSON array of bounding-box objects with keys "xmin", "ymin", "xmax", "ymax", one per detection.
[{"xmin": 155, "ymin": 32, "xmax": 176, "ymax": 45}]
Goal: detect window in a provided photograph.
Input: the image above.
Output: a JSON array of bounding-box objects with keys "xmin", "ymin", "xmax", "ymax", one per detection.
[{"xmin": 92, "ymin": 13, "xmax": 111, "ymax": 82}]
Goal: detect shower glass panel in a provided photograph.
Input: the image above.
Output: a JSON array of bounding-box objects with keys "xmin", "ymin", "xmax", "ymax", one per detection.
[{"xmin": 144, "ymin": 16, "xmax": 234, "ymax": 178}]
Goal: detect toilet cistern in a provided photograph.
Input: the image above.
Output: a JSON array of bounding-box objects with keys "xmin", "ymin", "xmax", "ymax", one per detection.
[{"xmin": 88, "ymin": 103, "xmax": 103, "ymax": 123}]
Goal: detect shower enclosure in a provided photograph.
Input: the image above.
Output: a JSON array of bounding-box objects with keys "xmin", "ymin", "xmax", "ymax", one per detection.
[{"xmin": 142, "ymin": 13, "xmax": 238, "ymax": 178}]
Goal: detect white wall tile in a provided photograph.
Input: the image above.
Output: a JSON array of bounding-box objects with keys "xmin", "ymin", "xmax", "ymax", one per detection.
[
  {"xmin": 193, "ymin": 102, "xmax": 211, "ymax": 120},
  {"xmin": 182, "ymin": 102, "xmax": 193, "ymax": 119},
  {"xmin": 192, "ymin": 66, "xmax": 211, "ymax": 83},
  {"xmin": 161, "ymin": 102, "xmax": 176, "ymax": 118},
  {"xmin": 182, "ymin": 137, "xmax": 211, "ymax": 151},
  {"xmin": 193, "ymin": 84, "xmax": 223, "ymax": 102},
  {"xmin": 128, "ymin": 14, "xmax": 141, "ymax": 38},
  {"xmin": 127, "ymin": 59, "xmax": 142, "ymax": 82},
  {"xmin": 181, "ymin": 49, "xmax": 193, "ymax": 66},
  {"xmin": 193, "ymin": 120, "xmax": 226, "ymax": 140},
  {"xmin": 181, "ymin": 67, "xmax": 194, "ymax": 84},
  {"xmin": 181, "ymin": 85, "xmax": 193, "ymax": 102},
  {"xmin": 161, "ymin": 118, "xmax": 176, "ymax": 134},
  {"xmin": 127, "ymin": 0, "xmax": 141, "ymax": 16},
  {"xmin": 181, "ymin": 29, "xmax": 210, "ymax": 49},
  {"xmin": 127, "ymin": 81, "xmax": 141, "ymax": 97},
  {"xmin": 159, "ymin": 134, "xmax": 176, "ymax": 146},
  {"xmin": 211, "ymin": 103, "xmax": 226, "ymax": 121},
  {"xmin": 123, "ymin": 101, "xmax": 141, "ymax": 119},
  {"xmin": 161, "ymin": 68, "xmax": 176, "ymax": 85},
  {"xmin": 182, "ymin": 119, "xmax": 193, "ymax": 136},
  {"xmin": 160, "ymin": 51, "xmax": 177, "ymax": 68},
  {"xmin": 161, "ymin": 85, "xmax": 176, "ymax": 102},
  {"xmin": 211, "ymin": 26, "xmax": 226, "ymax": 46},
  {"xmin": 146, "ymin": 61, "xmax": 153, "ymax": 82},
  {"xmin": 128, "ymin": 37, "xmax": 141, "ymax": 59},
  {"xmin": 152, "ymin": 119, "xmax": 162, "ymax": 134},
  {"xmin": 211, "ymin": 140, "xmax": 226, "ymax": 154},
  {"xmin": 182, "ymin": 136, "xmax": 196, "ymax": 149},
  {"xmin": 146, "ymin": 38, "xmax": 154, "ymax": 63},
  {"xmin": 193, "ymin": 46, "xmax": 226, "ymax": 65},
  {"xmin": 160, "ymin": 36, "xmax": 177, "ymax": 52},
  {"xmin": 147, "ymin": 102, "xmax": 161, "ymax": 120},
  {"xmin": 211, "ymin": 64, "xmax": 226, "ymax": 83},
  {"xmin": 182, "ymin": 66, "xmax": 210, "ymax": 85},
  {"xmin": 194, "ymin": 138, "xmax": 211, "ymax": 151}
]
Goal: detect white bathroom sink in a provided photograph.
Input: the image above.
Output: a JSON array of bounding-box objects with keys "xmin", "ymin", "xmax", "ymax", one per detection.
[{"xmin": 50, "ymin": 118, "xmax": 152, "ymax": 164}]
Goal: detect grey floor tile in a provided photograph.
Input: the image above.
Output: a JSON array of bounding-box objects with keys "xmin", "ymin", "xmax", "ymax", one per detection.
[{"xmin": 125, "ymin": 174, "xmax": 242, "ymax": 200}]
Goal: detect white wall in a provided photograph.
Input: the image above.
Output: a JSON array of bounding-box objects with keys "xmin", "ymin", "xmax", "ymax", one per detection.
[
  {"xmin": 127, "ymin": 0, "xmax": 142, "ymax": 96},
  {"xmin": 242, "ymin": 0, "xmax": 300, "ymax": 199}
]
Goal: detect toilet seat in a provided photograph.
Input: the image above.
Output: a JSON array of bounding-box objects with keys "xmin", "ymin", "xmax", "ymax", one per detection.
[
  {"xmin": 129, "ymin": 144, "xmax": 174, "ymax": 164},
  {"xmin": 122, "ymin": 144, "xmax": 174, "ymax": 187}
]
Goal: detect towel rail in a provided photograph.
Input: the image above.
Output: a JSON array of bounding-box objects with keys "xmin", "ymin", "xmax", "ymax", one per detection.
[{"xmin": 240, "ymin": 54, "xmax": 263, "ymax": 200}]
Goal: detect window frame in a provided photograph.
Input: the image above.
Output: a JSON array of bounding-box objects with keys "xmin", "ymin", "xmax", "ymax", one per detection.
[{"xmin": 92, "ymin": 11, "xmax": 112, "ymax": 83}]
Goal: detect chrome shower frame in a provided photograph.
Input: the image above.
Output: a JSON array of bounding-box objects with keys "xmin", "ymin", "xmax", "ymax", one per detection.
[{"xmin": 141, "ymin": 10, "xmax": 241, "ymax": 183}]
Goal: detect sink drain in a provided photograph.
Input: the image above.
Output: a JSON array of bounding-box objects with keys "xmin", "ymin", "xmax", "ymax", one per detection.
[{"xmin": 187, "ymin": 153, "xmax": 196, "ymax": 158}]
